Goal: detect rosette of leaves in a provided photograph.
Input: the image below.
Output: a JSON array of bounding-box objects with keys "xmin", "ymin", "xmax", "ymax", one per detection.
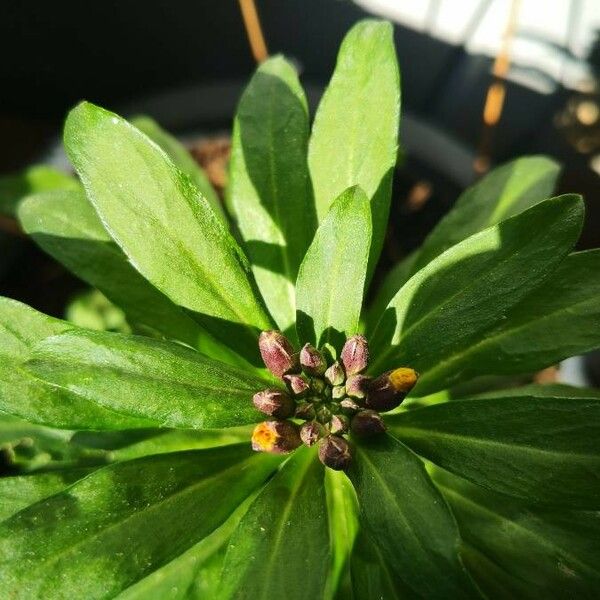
[{"xmin": 1, "ymin": 18, "xmax": 600, "ymax": 599}]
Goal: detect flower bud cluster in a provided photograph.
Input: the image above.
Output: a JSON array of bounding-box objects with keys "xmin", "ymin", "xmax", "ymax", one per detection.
[{"xmin": 251, "ymin": 331, "xmax": 418, "ymax": 470}]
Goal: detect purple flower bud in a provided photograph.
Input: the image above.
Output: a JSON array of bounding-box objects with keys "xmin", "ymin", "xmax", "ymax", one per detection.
[
  {"xmin": 252, "ymin": 388, "xmax": 294, "ymax": 418},
  {"xmin": 330, "ymin": 414, "xmax": 350, "ymax": 435},
  {"xmin": 283, "ymin": 374, "xmax": 309, "ymax": 396},
  {"xmin": 300, "ymin": 343, "xmax": 326, "ymax": 375},
  {"xmin": 251, "ymin": 420, "xmax": 301, "ymax": 454},
  {"xmin": 300, "ymin": 421, "xmax": 325, "ymax": 446},
  {"xmin": 340, "ymin": 335, "xmax": 369, "ymax": 376},
  {"xmin": 345, "ymin": 374, "xmax": 371, "ymax": 399},
  {"xmin": 351, "ymin": 410, "xmax": 386, "ymax": 436},
  {"xmin": 365, "ymin": 368, "xmax": 419, "ymax": 412},
  {"xmin": 324, "ymin": 361, "xmax": 345, "ymax": 386},
  {"xmin": 331, "ymin": 385, "xmax": 346, "ymax": 400},
  {"xmin": 340, "ymin": 398, "xmax": 361, "ymax": 414},
  {"xmin": 258, "ymin": 330, "xmax": 298, "ymax": 378},
  {"xmin": 318, "ymin": 436, "xmax": 352, "ymax": 471},
  {"xmin": 295, "ymin": 401, "xmax": 316, "ymax": 420}
]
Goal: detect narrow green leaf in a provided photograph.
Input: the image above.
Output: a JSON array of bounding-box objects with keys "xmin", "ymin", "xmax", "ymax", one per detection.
[
  {"xmin": 418, "ymin": 250, "xmax": 600, "ymax": 392},
  {"xmin": 26, "ymin": 328, "xmax": 271, "ymax": 430},
  {"xmin": 296, "ymin": 186, "xmax": 371, "ymax": 347},
  {"xmin": 0, "ymin": 468, "xmax": 93, "ymax": 522},
  {"xmin": 308, "ymin": 19, "xmax": 400, "ymax": 277},
  {"xmin": 64, "ymin": 102, "xmax": 272, "ymax": 363},
  {"xmin": 18, "ymin": 190, "xmax": 248, "ymax": 368},
  {"xmin": 347, "ymin": 434, "xmax": 480, "ymax": 598},
  {"xmin": 369, "ymin": 195, "xmax": 584, "ymax": 393},
  {"xmin": 464, "ymin": 383, "xmax": 600, "ymax": 401},
  {"xmin": 368, "ymin": 156, "xmax": 560, "ymax": 321},
  {"xmin": 228, "ymin": 56, "xmax": 315, "ymax": 337},
  {"xmin": 116, "ymin": 500, "xmax": 245, "ymax": 600},
  {"xmin": 388, "ymin": 396, "xmax": 600, "ymax": 508},
  {"xmin": 219, "ymin": 447, "xmax": 331, "ymax": 600},
  {"xmin": 414, "ymin": 156, "xmax": 560, "ymax": 274},
  {"xmin": 350, "ymin": 528, "xmax": 405, "ymax": 600},
  {"xmin": 0, "ymin": 444, "xmax": 281, "ymax": 599},
  {"xmin": 434, "ymin": 469, "xmax": 600, "ymax": 598},
  {"xmin": 132, "ymin": 115, "xmax": 226, "ymax": 224},
  {"xmin": 0, "ymin": 165, "xmax": 78, "ymax": 216},
  {"xmin": 325, "ymin": 469, "xmax": 359, "ymax": 599},
  {"xmin": 0, "ymin": 297, "xmax": 151, "ymax": 429}
]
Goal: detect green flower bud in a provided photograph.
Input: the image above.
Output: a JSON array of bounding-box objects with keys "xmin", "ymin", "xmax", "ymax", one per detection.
[
  {"xmin": 295, "ymin": 401, "xmax": 316, "ymax": 420},
  {"xmin": 316, "ymin": 405, "xmax": 332, "ymax": 424},
  {"xmin": 311, "ymin": 377, "xmax": 327, "ymax": 394},
  {"xmin": 300, "ymin": 421, "xmax": 325, "ymax": 446},
  {"xmin": 341, "ymin": 334, "xmax": 369, "ymax": 376},
  {"xmin": 365, "ymin": 368, "xmax": 418, "ymax": 412},
  {"xmin": 318, "ymin": 435, "xmax": 352, "ymax": 470},
  {"xmin": 345, "ymin": 374, "xmax": 371, "ymax": 399},
  {"xmin": 351, "ymin": 410, "xmax": 386, "ymax": 436},
  {"xmin": 332, "ymin": 385, "xmax": 346, "ymax": 400},
  {"xmin": 251, "ymin": 420, "xmax": 301, "ymax": 454},
  {"xmin": 300, "ymin": 343, "xmax": 326, "ymax": 375},
  {"xmin": 283, "ymin": 373, "xmax": 309, "ymax": 396},
  {"xmin": 258, "ymin": 330, "xmax": 298, "ymax": 378},
  {"xmin": 340, "ymin": 398, "xmax": 361, "ymax": 414},
  {"xmin": 321, "ymin": 342, "xmax": 337, "ymax": 364},
  {"xmin": 330, "ymin": 414, "xmax": 350, "ymax": 435},
  {"xmin": 324, "ymin": 361, "xmax": 345, "ymax": 386},
  {"xmin": 252, "ymin": 388, "xmax": 294, "ymax": 418}
]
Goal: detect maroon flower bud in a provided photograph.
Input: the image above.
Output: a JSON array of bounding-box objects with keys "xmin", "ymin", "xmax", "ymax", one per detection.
[
  {"xmin": 300, "ymin": 343, "xmax": 326, "ymax": 375},
  {"xmin": 258, "ymin": 330, "xmax": 298, "ymax": 378},
  {"xmin": 330, "ymin": 414, "xmax": 350, "ymax": 435},
  {"xmin": 340, "ymin": 335, "xmax": 369, "ymax": 376},
  {"xmin": 331, "ymin": 385, "xmax": 346, "ymax": 400},
  {"xmin": 252, "ymin": 388, "xmax": 294, "ymax": 418},
  {"xmin": 351, "ymin": 410, "xmax": 386, "ymax": 436},
  {"xmin": 324, "ymin": 361, "xmax": 345, "ymax": 386},
  {"xmin": 340, "ymin": 398, "xmax": 361, "ymax": 414},
  {"xmin": 295, "ymin": 401, "xmax": 316, "ymax": 420},
  {"xmin": 251, "ymin": 420, "xmax": 301, "ymax": 454},
  {"xmin": 318, "ymin": 436, "xmax": 352, "ymax": 471},
  {"xmin": 283, "ymin": 373, "xmax": 309, "ymax": 396},
  {"xmin": 365, "ymin": 368, "xmax": 419, "ymax": 412},
  {"xmin": 300, "ymin": 421, "xmax": 325, "ymax": 446},
  {"xmin": 345, "ymin": 374, "xmax": 371, "ymax": 399}
]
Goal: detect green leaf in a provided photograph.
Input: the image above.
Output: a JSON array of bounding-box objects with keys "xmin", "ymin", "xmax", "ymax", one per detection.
[
  {"xmin": 434, "ymin": 469, "xmax": 600, "ymax": 598},
  {"xmin": 0, "ymin": 297, "xmax": 151, "ymax": 429},
  {"xmin": 0, "ymin": 444, "xmax": 281, "ymax": 599},
  {"xmin": 347, "ymin": 434, "xmax": 480, "ymax": 597},
  {"xmin": 18, "ymin": 190, "xmax": 248, "ymax": 368},
  {"xmin": 65, "ymin": 289, "xmax": 130, "ymax": 333},
  {"xmin": 325, "ymin": 469, "xmax": 359, "ymax": 599},
  {"xmin": 116, "ymin": 500, "xmax": 245, "ymax": 600},
  {"xmin": 387, "ymin": 395, "xmax": 600, "ymax": 508},
  {"xmin": 0, "ymin": 468, "xmax": 93, "ymax": 522},
  {"xmin": 464, "ymin": 382, "xmax": 600, "ymax": 401},
  {"xmin": 368, "ymin": 156, "xmax": 560, "ymax": 320},
  {"xmin": 25, "ymin": 328, "xmax": 271, "ymax": 430},
  {"xmin": 64, "ymin": 102, "xmax": 272, "ymax": 363},
  {"xmin": 418, "ymin": 250, "xmax": 600, "ymax": 391},
  {"xmin": 219, "ymin": 447, "xmax": 331, "ymax": 600},
  {"xmin": 350, "ymin": 528, "xmax": 404, "ymax": 600},
  {"xmin": 296, "ymin": 186, "xmax": 371, "ymax": 347},
  {"xmin": 228, "ymin": 56, "xmax": 315, "ymax": 337},
  {"xmin": 369, "ymin": 195, "xmax": 584, "ymax": 393},
  {"xmin": 413, "ymin": 156, "xmax": 560, "ymax": 275},
  {"xmin": 0, "ymin": 165, "xmax": 78, "ymax": 216},
  {"xmin": 131, "ymin": 115, "xmax": 226, "ymax": 225},
  {"xmin": 308, "ymin": 19, "xmax": 400, "ymax": 277}
]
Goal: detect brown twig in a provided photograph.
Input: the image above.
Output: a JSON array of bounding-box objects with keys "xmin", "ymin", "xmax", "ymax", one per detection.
[{"xmin": 238, "ymin": 0, "xmax": 269, "ymax": 63}]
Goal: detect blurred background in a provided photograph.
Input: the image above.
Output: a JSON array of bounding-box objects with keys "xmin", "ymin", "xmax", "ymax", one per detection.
[{"xmin": 1, "ymin": 0, "xmax": 599, "ymax": 383}]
